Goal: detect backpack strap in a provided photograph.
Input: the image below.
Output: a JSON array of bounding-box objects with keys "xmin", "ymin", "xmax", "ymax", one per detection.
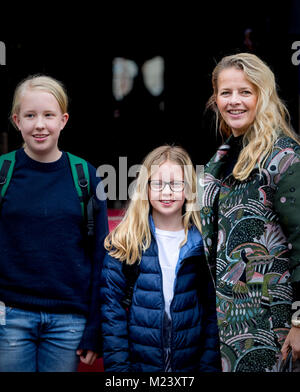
[
  {"xmin": 66, "ymin": 152, "xmax": 97, "ymax": 247},
  {"xmin": 66, "ymin": 152, "xmax": 90, "ymax": 217},
  {"xmin": 86, "ymin": 194, "xmax": 99, "ymax": 237},
  {"xmin": 0, "ymin": 150, "xmax": 16, "ymax": 207}
]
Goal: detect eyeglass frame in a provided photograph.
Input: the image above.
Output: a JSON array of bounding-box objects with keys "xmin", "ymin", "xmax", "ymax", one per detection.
[{"xmin": 148, "ymin": 180, "xmax": 185, "ymax": 192}]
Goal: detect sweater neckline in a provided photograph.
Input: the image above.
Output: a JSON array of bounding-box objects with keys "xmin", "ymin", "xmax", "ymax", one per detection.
[
  {"xmin": 17, "ymin": 148, "xmax": 68, "ymax": 172},
  {"xmin": 229, "ymin": 134, "xmax": 243, "ymax": 148}
]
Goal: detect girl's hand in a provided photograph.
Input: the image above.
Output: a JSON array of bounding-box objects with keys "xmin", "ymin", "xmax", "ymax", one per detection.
[
  {"xmin": 281, "ymin": 327, "xmax": 300, "ymax": 361},
  {"xmin": 76, "ymin": 349, "xmax": 98, "ymax": 365}
]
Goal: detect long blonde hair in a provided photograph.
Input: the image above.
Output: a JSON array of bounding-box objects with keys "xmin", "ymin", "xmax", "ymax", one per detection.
[
  {"xmin": 104, "ymin": 145, "xmax": 201, "ymax": 264},
  {"xmin": 206, "ymin": 52, "xmax": 300, "ymax": 180}
]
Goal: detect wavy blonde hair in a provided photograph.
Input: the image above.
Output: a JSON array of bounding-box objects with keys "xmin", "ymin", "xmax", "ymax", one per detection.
[
  {"xmin": 104, "ymin": 145, "xmax": 202, "ymax": 264},
  {"xmin": 206, "ymin": 52, "xmax": 300, "ymax": 180}
]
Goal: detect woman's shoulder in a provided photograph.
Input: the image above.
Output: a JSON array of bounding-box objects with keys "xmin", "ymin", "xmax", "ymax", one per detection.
[
  {"xmin": 274, "ymin": 135, "xmax": 300, "ymax": 152},
  {"xmin": 266, "ymin": 135, "xmax": 300, "ymax": 164},
  {"xmin": 264, "ymin": 135, "xmax": 300, "ymax": 176}
]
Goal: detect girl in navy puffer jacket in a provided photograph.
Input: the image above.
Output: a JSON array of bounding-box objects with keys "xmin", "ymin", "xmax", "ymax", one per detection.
[{"xmin": 100, "ymin": 145, "xmax": 221, "ymax": 372}]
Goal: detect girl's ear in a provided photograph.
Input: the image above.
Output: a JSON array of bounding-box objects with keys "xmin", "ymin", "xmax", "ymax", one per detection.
[
  {"xmin": 60, "ymin": 113, "xmax": 69, "ymax": 130},
  {"xmin": 12, "ymin": 114, "xmax": 21, "ymax": 130}
]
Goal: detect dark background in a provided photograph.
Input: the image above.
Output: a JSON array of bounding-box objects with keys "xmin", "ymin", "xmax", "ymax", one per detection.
[{"xmin": 1, "ymin": 2, "xmax": 299, "ymax": 207}]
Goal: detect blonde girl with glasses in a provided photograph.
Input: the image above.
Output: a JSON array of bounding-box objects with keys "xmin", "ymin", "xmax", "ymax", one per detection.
[{"xmin": 100, "ymin": 145, "xmax": 221, "ymax": 372}]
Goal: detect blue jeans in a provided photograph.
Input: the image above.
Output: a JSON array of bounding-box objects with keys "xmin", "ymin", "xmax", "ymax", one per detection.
[{"xmin": 0, "ymin": 306, "xmax": 87, "ymax": 372}]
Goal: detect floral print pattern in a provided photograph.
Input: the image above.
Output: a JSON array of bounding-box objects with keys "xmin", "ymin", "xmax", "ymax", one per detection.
[{"xmin": 200, "ymin": 136, "xmax": 300, "ymax": 372}]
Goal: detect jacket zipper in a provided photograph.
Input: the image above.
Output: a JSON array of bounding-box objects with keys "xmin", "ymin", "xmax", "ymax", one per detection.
[
  {"xmin": 157, "ymin": 260, "xmax": 168, "ymax": 369},
  {"xmin": 153, "ymin": 232, "xmax": 204, "ymax": 371},
  {"xmin": 153, "ymin": 240, "xmax": 167, "ymax": 369}
]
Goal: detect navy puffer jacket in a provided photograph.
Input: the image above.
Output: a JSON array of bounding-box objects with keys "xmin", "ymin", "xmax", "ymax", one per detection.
[{"xmin": 100, "ymin": 219, "xmax": 221, "ymax": 372}]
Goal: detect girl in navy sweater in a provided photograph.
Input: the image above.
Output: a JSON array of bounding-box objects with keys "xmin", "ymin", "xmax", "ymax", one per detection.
[
  {"xmin": 0, "ymin": 75, "xmax": 108, "ymax": 371},
  {"xmin": 101, "ymin": 145, "xmax": 221, "ymax": 372}
]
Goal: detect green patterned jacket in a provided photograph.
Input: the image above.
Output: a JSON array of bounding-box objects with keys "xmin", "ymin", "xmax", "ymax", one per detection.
[{"xmin": 200, "ymin": 134, "xmax": 300, "ymax": 372}]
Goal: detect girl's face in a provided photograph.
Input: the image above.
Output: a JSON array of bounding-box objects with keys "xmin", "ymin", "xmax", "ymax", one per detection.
[
  {"xmin": 148, "ymin": 160, "xmax": 185, "ymax": 229},
  {"xmin": 13, "ymin": 89, "xmax": 69, "ymax": 162},
  {"xmin": 216, "ymin": 67, "xmax": 258, "ymax": 136}
]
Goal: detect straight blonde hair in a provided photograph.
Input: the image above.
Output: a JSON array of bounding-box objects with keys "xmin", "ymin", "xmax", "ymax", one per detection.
[
  {"xmin": 104, "ymin": 145, "xmax": 202, "ymax": 264},
  {"xmin": 206, "ymin": 53, "xmax": 300, "ymax": 181}
]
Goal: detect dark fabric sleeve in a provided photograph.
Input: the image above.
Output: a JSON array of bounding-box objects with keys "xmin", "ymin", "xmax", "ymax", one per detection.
[
  {"xmin": 78, "ymin": 164, "xmax": 109, "ymax": 354},
  {"xmin": 292, "ymin": 282, "xmax": 300, "ymax": 304},
  {"xmin": 100, "ymin": 254, "xmax": 131, "ymax": 372},
  {"xmin": 273, "ymin": 161, "xmax": 300, "ymax": 284}
]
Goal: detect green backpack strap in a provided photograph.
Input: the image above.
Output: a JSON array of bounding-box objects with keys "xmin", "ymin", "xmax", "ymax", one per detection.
[
  {"xmin": 0, "ymin": 150, "xmax": 16, "ymax": 205},
  {"xmin": 66, "ymin": 152, "xmax": 90, "ymax": 217}
]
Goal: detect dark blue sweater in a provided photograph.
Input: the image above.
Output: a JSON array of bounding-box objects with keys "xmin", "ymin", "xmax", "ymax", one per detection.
[{"xmin": 0, "ymin": 148, "xmax": 108, "ymax": 352}]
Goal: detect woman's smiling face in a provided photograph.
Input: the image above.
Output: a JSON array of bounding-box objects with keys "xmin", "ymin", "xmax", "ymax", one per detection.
[{"xmin": 216, "ymin": 67, "xmax": 258, "ymax": 136}]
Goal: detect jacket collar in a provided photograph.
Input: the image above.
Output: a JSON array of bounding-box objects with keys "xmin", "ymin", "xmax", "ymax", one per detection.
[{"xmin": 148, "ymin": 214, "xmax": 203, "ymax": 262}]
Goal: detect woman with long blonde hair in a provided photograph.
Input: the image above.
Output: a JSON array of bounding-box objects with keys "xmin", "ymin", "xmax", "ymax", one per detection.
[
  {"xmin": 101, "ymin": 145, "xmax": 221, "ymax": 372},
  {"xmin": 201, "ymin": 52, "xmax": 300, "ymax": 372}
]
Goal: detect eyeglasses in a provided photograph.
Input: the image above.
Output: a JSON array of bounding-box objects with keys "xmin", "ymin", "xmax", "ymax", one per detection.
[{"xmin": 148, "ymin": 180, "xmax": 185, "ymax": 192}]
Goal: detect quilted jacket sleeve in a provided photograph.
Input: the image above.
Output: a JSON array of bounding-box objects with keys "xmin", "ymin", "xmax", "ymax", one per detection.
[
  {"xmin": 198, "ymin": 258, "xmax": 222, "ymax": 372},
  {"xmin": 100, "ymin": 253, "xmax": 131, "ymax": 372}
]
